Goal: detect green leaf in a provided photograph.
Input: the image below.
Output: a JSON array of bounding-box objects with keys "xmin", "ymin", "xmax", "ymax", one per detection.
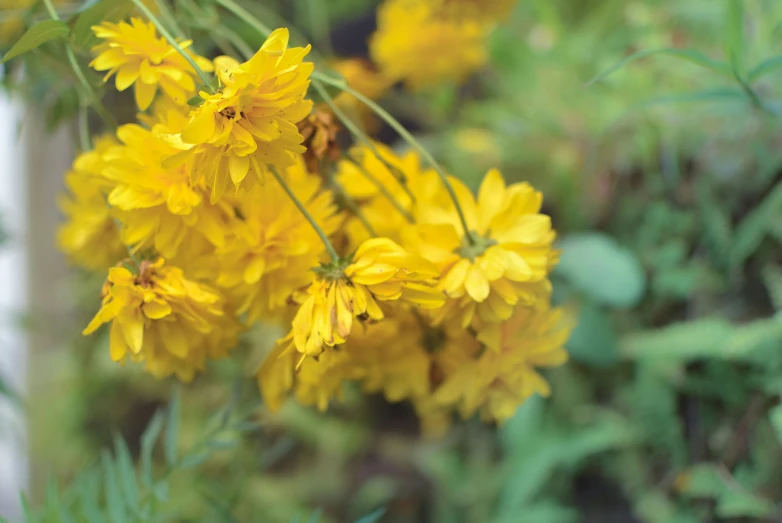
[
  {"xmin": 762, "ymin": 266, "xmax": 782, "ymax": 311},
  {"xmin": 769, "ymin": 404, "xmax": 782, "ymax": 444},
  {"xmin": 71, "ymin": 0, "xmax": 134, "ymax": 50},
  {"xmin": 724, "ymin": 0, "xmax": 745, "ymax": 72},
  {"xmin": 622, "ymin": 317, "xmax": 782, "ymax": 361},
  {"xmin": 179, "ymin": 452, "xmax": 210, "ymax": 469},
  {"xmin": 187, "ymin": 94, "xmax": 205, "ymax": 106},
  {"xmin": 677, "ymin": 464, "xmax": 776, "ymax": 518},
  {"xmin": 2, "ymin": 20, "xmax": 70, "ymax": 63},
  {"xmin": 101, "ymin": 451, "xmax": 127, "ymax": 523},
  {"xmin": 140, "ymin": 410, "xmax": 165, "ymax": 488},
  {"xmin": 730, "ymin": 183, "xmax": 782, "ymax": 268},
  {"xmin": 165, "ymin": 386, "xmax": 181, "ymax": 466},
  {"xmin": 112, "ymin": 434, "xmax": 139, "ymax": 512},
  {"xmin": 586, "ymin": 48, "xmax": 733, "ymax": 87},
  {"xmin": 748, "ymin": 55, "xmax": 782, "ymax": 82},
  {"xmin": 203, "ymin": 492, "xmax": 240, "ymax": 523},
  {"xmin": 566, "ymin": 301, "xmax": 618, "ymax": 367},
  {"xmin": 355, "ymin": 508, "xmax": 387, "ymax": 523},
  {"xmin": 556, "ymin": 233, "xmax": 646, "ymax": 309},
  {"xmin": 696, "ymin": 183, "xmax": 732, "ymax": 269}
]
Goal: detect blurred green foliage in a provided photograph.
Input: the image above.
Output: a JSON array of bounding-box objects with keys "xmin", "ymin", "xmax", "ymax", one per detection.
[{"xmin": 4, "ymin": 0, "xmax": 782, "ymax": 521}]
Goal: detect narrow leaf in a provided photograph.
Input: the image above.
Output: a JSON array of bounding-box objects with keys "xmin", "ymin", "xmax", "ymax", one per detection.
[
  {"xmin": 101, "ymin": 451, "xmax": 127, "ymax": 523},
  {"xmin": 179, "ymin": 452, "xmax": 211, "ymax": 469},
  {"xmin": 748, "ymin": 55, "xmax": 782, "ymax": 82},
  {"xmin": 355, "ymin": 508, "xmax": 387, "ymax": 523},
  {"xmin": 164, "ymin": 386, "xmax": 181, "ymax": 466},
  {"xmin": 724, "ymin": 0, "xmax": 745, "ymax": 72},
  {"xmin": 203, "ymin": 492, "xmax": 241, "ymax": 523},
  {"xmin": 587, "ymin": 48, "xmax": 732, "ymax": 87},
  {"xmin": 2, "ymin": 20, "xmax": 69, "ymax": 63},
  {"xmin": 113, "ymin": 434, "xmax": 139, "ymax": 511},
  {"xmin": 140, "ymin": 410, "xmax": 165, "ymax": 487}
]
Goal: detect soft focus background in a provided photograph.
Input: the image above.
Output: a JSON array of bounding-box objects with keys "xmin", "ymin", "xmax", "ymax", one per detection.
[{"xmin": 2, "ymin": 0, "xmax": 782, "ymax": 521}]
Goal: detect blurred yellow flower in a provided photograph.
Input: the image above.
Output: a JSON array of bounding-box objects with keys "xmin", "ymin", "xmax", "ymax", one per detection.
[
  {"xmin": 90, "ymin": 17, "xmax": 214, "ymax": 110},
  {"xmin": 173, "ymin": 28, "xmax": 313, "ymax": 203},
  {"xmin": 434, "ymin": 305, "xmax": 572, "ymax": 422},
  {"xmin": 216, "ymin": 159, "xmax": 340, "ymax": 323},
  {"xmin": 370, "ymin": 0, "xmax": 488, "ymax": 91},
  {"xmin": 83, "ymin": 258, "xmax": 240, "ymax": 382},
  {"xmin": 57, "ymin": 136, "xmax": 126, "ymax": 271},
  {"xmin": 403, "ymin": 169, "xmax": 558, "ymax": 328}
]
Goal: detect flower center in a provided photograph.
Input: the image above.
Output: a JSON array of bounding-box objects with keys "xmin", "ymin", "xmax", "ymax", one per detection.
[
  {"xmin": 455, "ymin": 231, "xmax": 497, "ymax": 261},
  {"xmin": 219, "ymin": 106, "xmax": 237, "ymax": 120}
]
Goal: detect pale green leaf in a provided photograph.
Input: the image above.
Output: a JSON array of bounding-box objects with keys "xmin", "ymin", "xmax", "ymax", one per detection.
[
  {"xmin": 165, "ymin": 386, "xmax": 181, "ymax": 466},
  {"xmin": 2, "ymin": 20, "xmax": 69, "ymax": 63},
  {"xmin": 140, "ymin": 410, "xmax": 165, "ymax": 488},
  {"xmin": 355, "ymin": 508, "xmax": 387, "ymax": 523},
  {"xmin": 112, "ymin": 434, "xmax": 139, "ymax": 512}
]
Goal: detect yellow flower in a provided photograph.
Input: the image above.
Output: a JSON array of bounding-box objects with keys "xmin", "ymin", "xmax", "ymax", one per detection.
[
  {"xmin": 336, "ymin": 142, "xmax": 440, "ymax": 247},
  {"xmin": 83, "ymin": 258, "xmax": 240, "ymax": 382},
  {"xmin": 216, "ymin": 159, "xmax": 340, "ymax": 323},
  {"xmin": 57, "ymin": 136, "xmax": 126, "ymax": 270},
  {"xmin": 370, "ymin": 0, "xmax": 488, "ymax": 91},
  {"xmin": 100, "ymin": 124, "xmax": 234, "ymax": 259},
  {"xmin": 285, "ymin": 238, "xmax": 444, "ymax": 358},
  {"xmin": 402, "ymin": 169, "xmax": 558, "ymax": 328},
  {"xmin": 258, "ymin": 311, "xmax": 479, "ymax": 415},
  {"xmin": 434, "ymin": 305, "xmax": 572, "ymax": 423},
  {"xmin": 173, "ymin": 28, "xmax": 314, "ymax": 203},
  {"xmin": 90, "ymin": 17, "xmax": 214, "ymax": 110}
]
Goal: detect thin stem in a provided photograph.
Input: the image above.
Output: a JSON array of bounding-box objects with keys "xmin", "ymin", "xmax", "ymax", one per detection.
[
  {"xmin": 153, "ymin": 0, "xmax": 186, "ymax": 38},
  {"xmin": 330, "ymin": 176, "xmax": 378, "ymax": 237},
  {"xmin": 314, "ymin": 72, "xmax": 476, "ymax": 244},
  {"xmin": 41, "ymin": 0, "xmax": 117, "ymax": 131},
  {"xmin": 269, "ymin": 167, "xmax": 340, "ymax": 262},
  {"xmin": 130, "ymin": 0, "xmax": 215, "ymax": 91},
  {"xmin": 78, "ymin": 102, "xmax": 90, "ymax": 152},
  {"xmin": 312, "ymin": 79, "xmax": 417, "ymax": 204},
  {"xmin": 215, "ymin": 0, "xmax": 273, "ymax": 37},
  {"xmin": 345, "ymin": 156, "xmax": 414, "ymax": 224}
]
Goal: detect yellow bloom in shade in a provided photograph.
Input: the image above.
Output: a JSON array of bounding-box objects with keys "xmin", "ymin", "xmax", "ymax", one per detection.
[
  {"xmin": 370, "ymin": 0, "xmax": 488, "ymax": 91},
  {"xmin": 90, "ymin": 17, "xmax": 214, "ymax": 110},
  {"xmin": 100, "ymin": 124, "xmax": 234, "ymax": 259},
  {"xmin": 83, "ymin": 258, "xmax": 240, "ymax": 382},
  {"xmin": 57, "ymin": 136, "xmax": 126, "ymax": 270},
  {"xmin": 216, "ymin": 159, "xmax": 340, "ymax": 323},
  {"xmin": 171, "ymin": 28, "xmax": 314, "ymax": 203},
  {"xmin": 284, "ymin": 238, "xmax": 444, "ymax": 358},
  {"xmin": 403, "ymin": 168, "xmax": 558, "ymax": 328},
  {"xmin": 434, "ymin": 305, "xmax": 572, "ymax": 423}
]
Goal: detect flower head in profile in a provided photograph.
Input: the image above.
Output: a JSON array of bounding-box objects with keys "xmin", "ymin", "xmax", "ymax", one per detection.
[
  {"xmin": 90, "ymin": 17, "xmax": 214, "ymax": 109},
  {"xmin": 370, "ymin": 0, "xmax": 488, "ymax": 91},
  {"xmin": 403, "ymin": 169, "xmax": 558, "ymax": 328},
  {"xmin": 83, "ymin": 258, "xmax": 240, "ymax": 382},
  {"xmin": 173, "ymin": 28, "xmax": 314, "ymax": 203},
  {"xmin": 434, "ymin": 305, "xmax": 572, "ymax": 422},
  {"xmin": 216, "ymin": 159, "xmax": 340, "ymax": 323},
  {"xmin": 57, "ymin": 135, "xmax": 126, "ymax": 270},
  {"xmin": 283, "ymin": 238, "xmax": 444, "ymax": 359}
]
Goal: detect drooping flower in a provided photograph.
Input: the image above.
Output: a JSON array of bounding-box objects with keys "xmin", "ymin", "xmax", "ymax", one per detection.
[
  {"xmin": 100, "ymin": 123, "xmax": 234, "ymax": 259},
  {"xmin": 216, "ymin": 159, "xmax": 341, "ymax": 323},
  {"xmin": 370, "ymin": 0, "xmax": 488, "ymax": 91},
  {"xmin": 434, "ymin": 305, "xmax": 572, "ymax": 423},
  {"xmin": 90, "ymin": 17, "xmax": 214, "ymax": 110},
  {"xmin": 172, "ymin": 28, "xmax": 314, "ymax": 203},
  {"xmin": 283, "ymin": 238, "xmax": 444, "ymax": 359},
  {"xmin": 57, "ymin": 135, "xmax": 127, "ymax": 270},
  {"xmin": 402, "ymin": 168, "xmax": 558, "ymax": 328},
  {"xmin": 297, "ymin": 107, "xmax": 342, "ymax": 173},
  {"xmin": 83, "ymin": 258, "xmax": 240, "ymax": 381}
]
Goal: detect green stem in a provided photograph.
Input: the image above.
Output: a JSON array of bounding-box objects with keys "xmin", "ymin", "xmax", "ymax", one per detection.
[
  {"xmin": 314, "ymin": 72, "xmax": 476, "ymax": 244},
  {"xmin": 330, "ymin": 176, "xmax": 378, "ymax": 237},
  {"xmin": 130, "ymin": 0, "xmax": 215, "ymax": 91},
  {"xmin": 215, "ymin": 0, "xmax": 273, "ymax": 37},
  {"xmin": 345, "ymin": 156, "xmax": 414, "ymax": 224},
  {"xmin": 41, "ymin": 0, "xmax": 117, "ymax": 131},
  {"xmin": 269, "ymin": 167, "xmax": 340, "ymax": 262},
  {"xmin": 312, "ymin": 79, "xmax": 417, "ymax": 204},
  {"xmin": 78, "ymin": 102, "xmax": 90, "ymax": 152}
]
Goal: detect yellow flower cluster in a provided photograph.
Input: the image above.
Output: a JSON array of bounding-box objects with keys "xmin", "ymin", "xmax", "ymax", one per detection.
[
  {"xmin": 59, "ymin": 17, "xmax": 570, "ymax": 431},
  {"xmin": 370, "ymin": 0, "xmax": 517, "ymax": 90}
]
